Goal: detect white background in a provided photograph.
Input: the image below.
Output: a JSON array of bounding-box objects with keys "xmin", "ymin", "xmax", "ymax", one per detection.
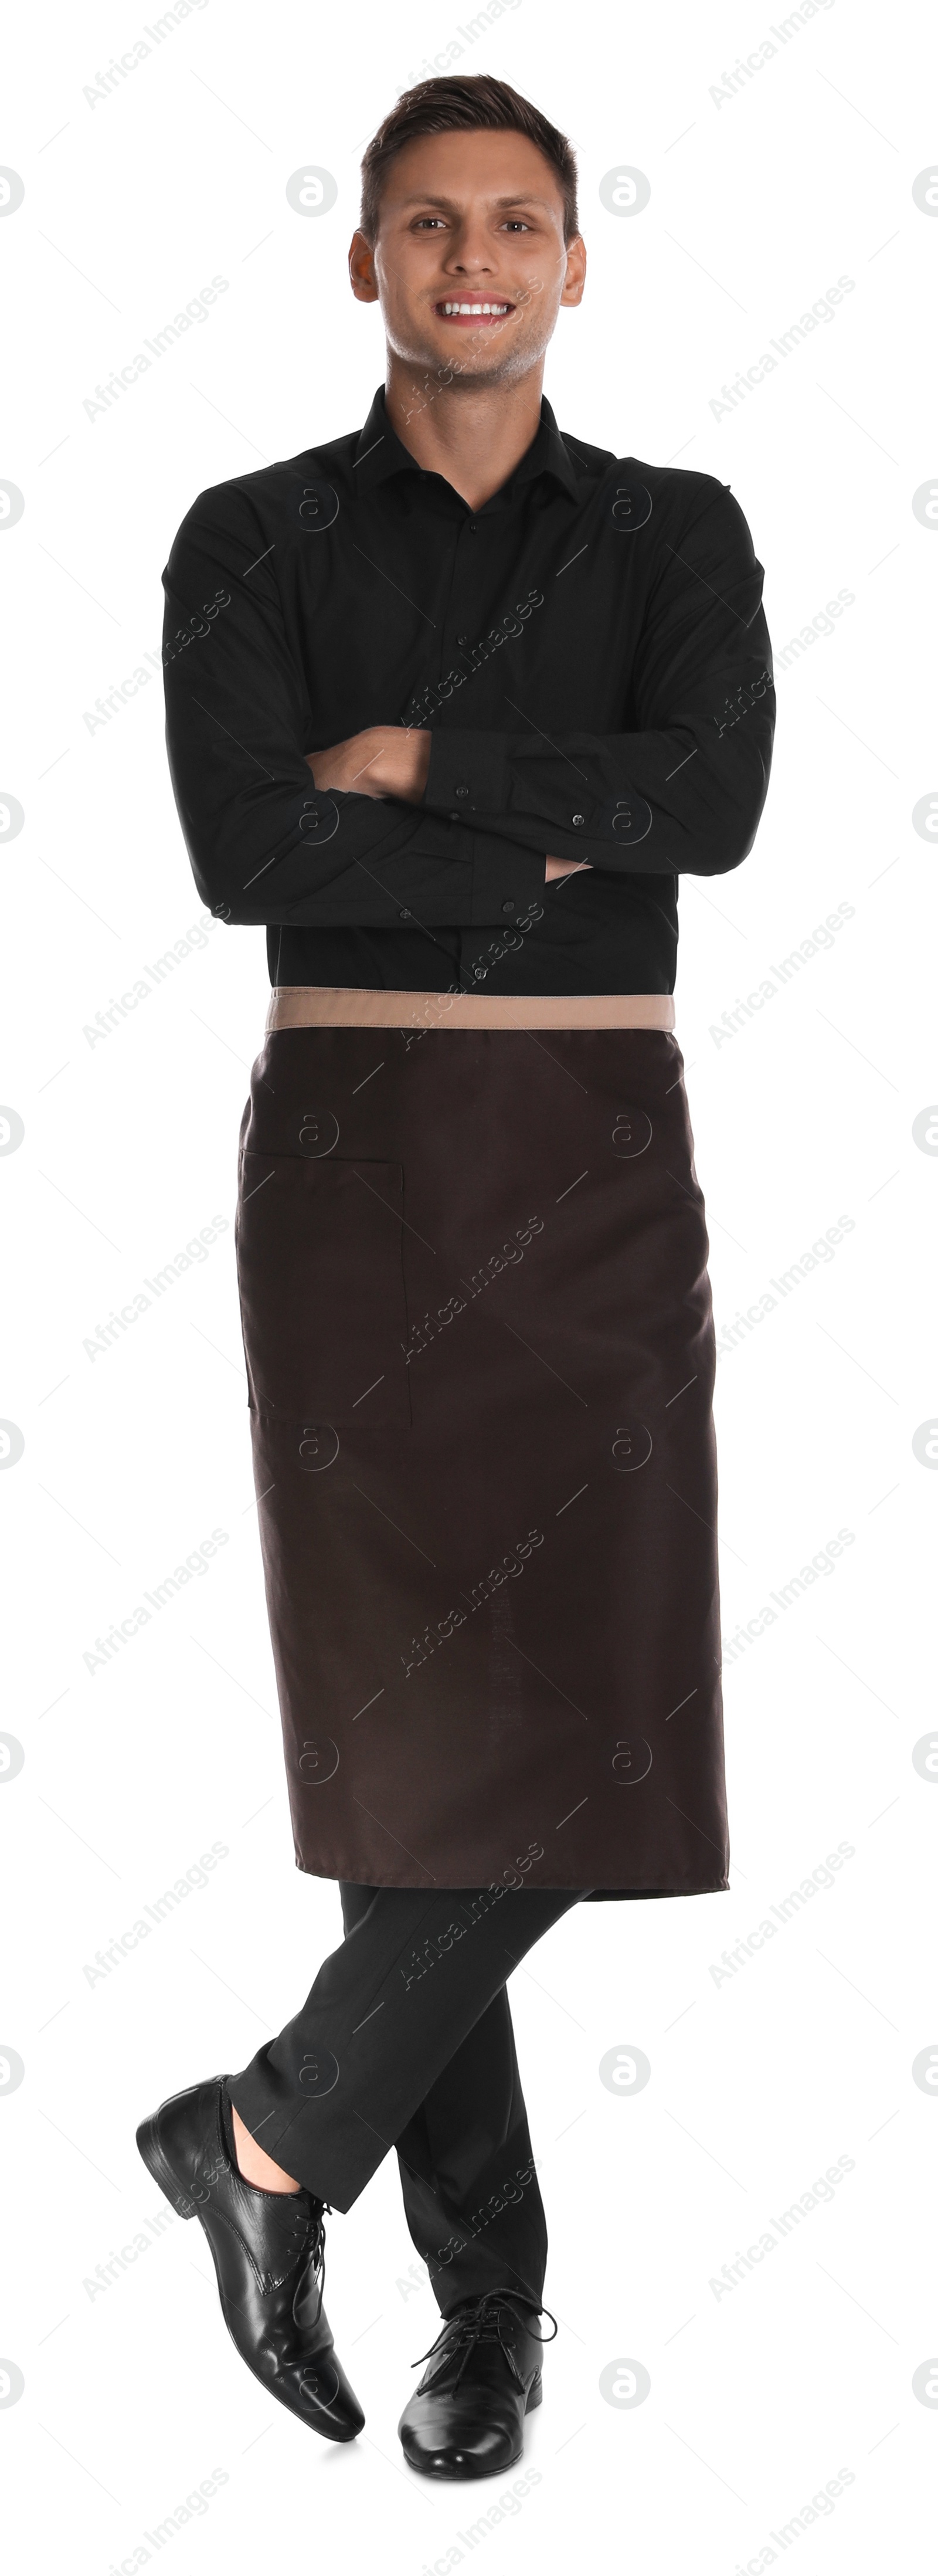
[{"xmin": 1, "ymin": 0, "xmax": 934, "ymax": 2567}]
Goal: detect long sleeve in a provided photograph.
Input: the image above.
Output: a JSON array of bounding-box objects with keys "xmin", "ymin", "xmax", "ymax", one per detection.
[
  {"xmin": 162, "ymin": 487, "xmax": 547, "ymax": 929},
  {"xmin": 422, "ymin": 486, "xmax": 774, "ymax": 878}
]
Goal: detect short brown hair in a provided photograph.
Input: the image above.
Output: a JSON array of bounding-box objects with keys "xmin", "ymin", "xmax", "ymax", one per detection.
[{"xmin": 359, "ymin": 73, "xmax": 579, "ymax": 247}]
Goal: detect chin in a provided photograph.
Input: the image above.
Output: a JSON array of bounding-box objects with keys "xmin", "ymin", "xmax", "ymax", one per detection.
[{"xmin": 423, "ymin": 335, "xmax": 533, "ymax": 388}]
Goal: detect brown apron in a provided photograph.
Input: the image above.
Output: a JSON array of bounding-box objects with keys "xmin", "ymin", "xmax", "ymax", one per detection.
[{"xmin": 235, "ymin": 995, "xmax": 728, "ymax": 1902}]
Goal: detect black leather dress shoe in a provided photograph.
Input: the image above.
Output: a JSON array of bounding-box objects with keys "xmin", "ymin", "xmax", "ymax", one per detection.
[
  {"xmin": 397, "ymin": 2290, "xmax": 556, "ymax": 2479},
  {"xmin": 136, "ymin": 2075, "xmax": 363, "ymax": 2441}
]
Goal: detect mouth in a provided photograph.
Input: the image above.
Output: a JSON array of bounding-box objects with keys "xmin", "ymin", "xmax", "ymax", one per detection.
[{"xmin": 432, "ymin": 299, "xmax": 515, "ymax": 327}]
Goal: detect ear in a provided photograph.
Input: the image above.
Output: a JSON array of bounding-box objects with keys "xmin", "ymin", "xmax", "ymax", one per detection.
[
  {"xmin": 560, "ymin": 233, "xmax": 587, "ymax": 307},
  {"xmin": 349, "ymin": 229, "xmax": 380, "ymax": 304}
]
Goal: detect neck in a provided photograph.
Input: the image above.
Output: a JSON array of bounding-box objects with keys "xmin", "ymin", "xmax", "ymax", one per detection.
[{"xmin": 383, "ymin": 353, "xmax": 545, "ymax": 510}]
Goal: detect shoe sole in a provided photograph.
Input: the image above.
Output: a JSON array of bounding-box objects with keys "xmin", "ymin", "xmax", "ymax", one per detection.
[{"xmin": 135, "ymin": 2106, "xmax": 362, "ymax": 2442}]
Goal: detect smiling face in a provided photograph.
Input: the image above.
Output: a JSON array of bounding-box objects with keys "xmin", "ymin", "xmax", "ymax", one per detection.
[{"xmin": 350, "ymin": 126, "xmax": 585, "ymax": 388}]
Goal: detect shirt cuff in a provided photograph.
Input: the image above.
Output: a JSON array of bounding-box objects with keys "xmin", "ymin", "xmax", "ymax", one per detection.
[
  {"xmin": 424, "ymin": 728, "xmax": 511, "ymax": 822},
  {"xmin": 468, "ymin": 828, "xmax": 549, "ymax": 927},
  {"xmin": 423, "ymin": 731, "xmax": 546, "ymax": 922}
]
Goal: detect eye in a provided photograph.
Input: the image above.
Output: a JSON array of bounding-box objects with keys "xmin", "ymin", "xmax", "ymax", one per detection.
[
  {"xmin": 503, "ymin": 218, "xmax": 532, "ymax": 231},
  {"xmin": 413, "ymin": 215, "xmax": 447, "ymax": 229}
]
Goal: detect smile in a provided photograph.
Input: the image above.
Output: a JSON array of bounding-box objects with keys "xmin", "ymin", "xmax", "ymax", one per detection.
[{"xmin": 434, "ymin": 300, "xmax": 514, "ymax": 324}]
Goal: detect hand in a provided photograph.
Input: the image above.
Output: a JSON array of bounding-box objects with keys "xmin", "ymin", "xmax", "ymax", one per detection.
[
  {"xmin": 545, "ymin": 854, "xmax": 593, "ymax": 881},
  {"xmin": 305, "ymin": 726, "xmax": 430, "ymax": 802}
]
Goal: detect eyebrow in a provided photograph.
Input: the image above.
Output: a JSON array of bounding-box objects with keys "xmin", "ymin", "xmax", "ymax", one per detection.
[{"xmin": 395, "ymin": 192, "xmax": 554, "ymax": 212}]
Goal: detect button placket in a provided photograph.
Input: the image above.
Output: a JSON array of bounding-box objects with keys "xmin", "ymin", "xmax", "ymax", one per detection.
[{"xmin": 436, "ymin": 517, "xmax": 485, "ymax": 812}]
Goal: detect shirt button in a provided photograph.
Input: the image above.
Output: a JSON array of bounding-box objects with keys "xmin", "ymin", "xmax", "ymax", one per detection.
[
  {"xmin": 572, "ymin": 814, "xmax": 585, "ymax": 826},
  {"xmin": 399, "ymin": 907, "xmax": 413, "ymax": 920},
  {"xmin": 502, "ymin": 900, "xmax": 515, "ymax": 914},
  {"xmin": 456, "ymin": 785, "xmax": 470, "ymax": 798},
  {"xmin": 448, "ymin": 811, "xmax": 461, "ymax": 822}
]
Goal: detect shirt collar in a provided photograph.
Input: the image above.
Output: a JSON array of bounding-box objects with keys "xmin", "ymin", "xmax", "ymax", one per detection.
[{"xmin": 351, "ymin": 382, "xmax": 580, "ymax": 506}]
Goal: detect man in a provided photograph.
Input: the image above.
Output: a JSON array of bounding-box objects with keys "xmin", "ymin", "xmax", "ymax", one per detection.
[{"xmin": 138, "ymin": 73, "xmax": 774, "ymax": 2480}]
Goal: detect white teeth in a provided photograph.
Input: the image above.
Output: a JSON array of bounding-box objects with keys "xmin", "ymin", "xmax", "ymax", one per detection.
[{"xmin": 441, "ymin": 301, "xmax": 509, "ymax": 316}]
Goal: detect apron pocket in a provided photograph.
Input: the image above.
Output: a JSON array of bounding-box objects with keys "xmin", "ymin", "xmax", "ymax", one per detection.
[{"xmin": 236, "ymin": 1152, "xmax": 412, "ymax": 1427}]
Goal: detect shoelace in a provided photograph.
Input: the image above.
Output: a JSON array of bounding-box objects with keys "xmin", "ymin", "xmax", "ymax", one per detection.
[
  {"xmin": 291, "ymin": 2194, "xmax": 332, "ymax": 2328},
  {"xmin": 221, "ymin": 2087, "xmax": 331, "ymax": 2306},
  {"xmin": 411, "ymin": 2292, "xmax": 558, "ymax": 2393}
]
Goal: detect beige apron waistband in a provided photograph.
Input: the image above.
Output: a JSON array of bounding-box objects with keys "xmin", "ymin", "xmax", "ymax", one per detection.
[{"xmin": 265, "ymin": 985, "xmax": 676, "ymax": 1032}]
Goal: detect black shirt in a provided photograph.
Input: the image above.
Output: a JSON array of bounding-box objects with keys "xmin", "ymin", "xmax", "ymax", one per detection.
[{"xmin": 162, "ymin": 384, "xmax": 774, "ymax": 995}]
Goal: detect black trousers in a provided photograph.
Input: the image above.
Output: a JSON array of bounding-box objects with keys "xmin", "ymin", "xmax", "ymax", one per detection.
[{"xmin": 229, "ymin": 1882, "xmax": 586, "ymax": 2317}]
